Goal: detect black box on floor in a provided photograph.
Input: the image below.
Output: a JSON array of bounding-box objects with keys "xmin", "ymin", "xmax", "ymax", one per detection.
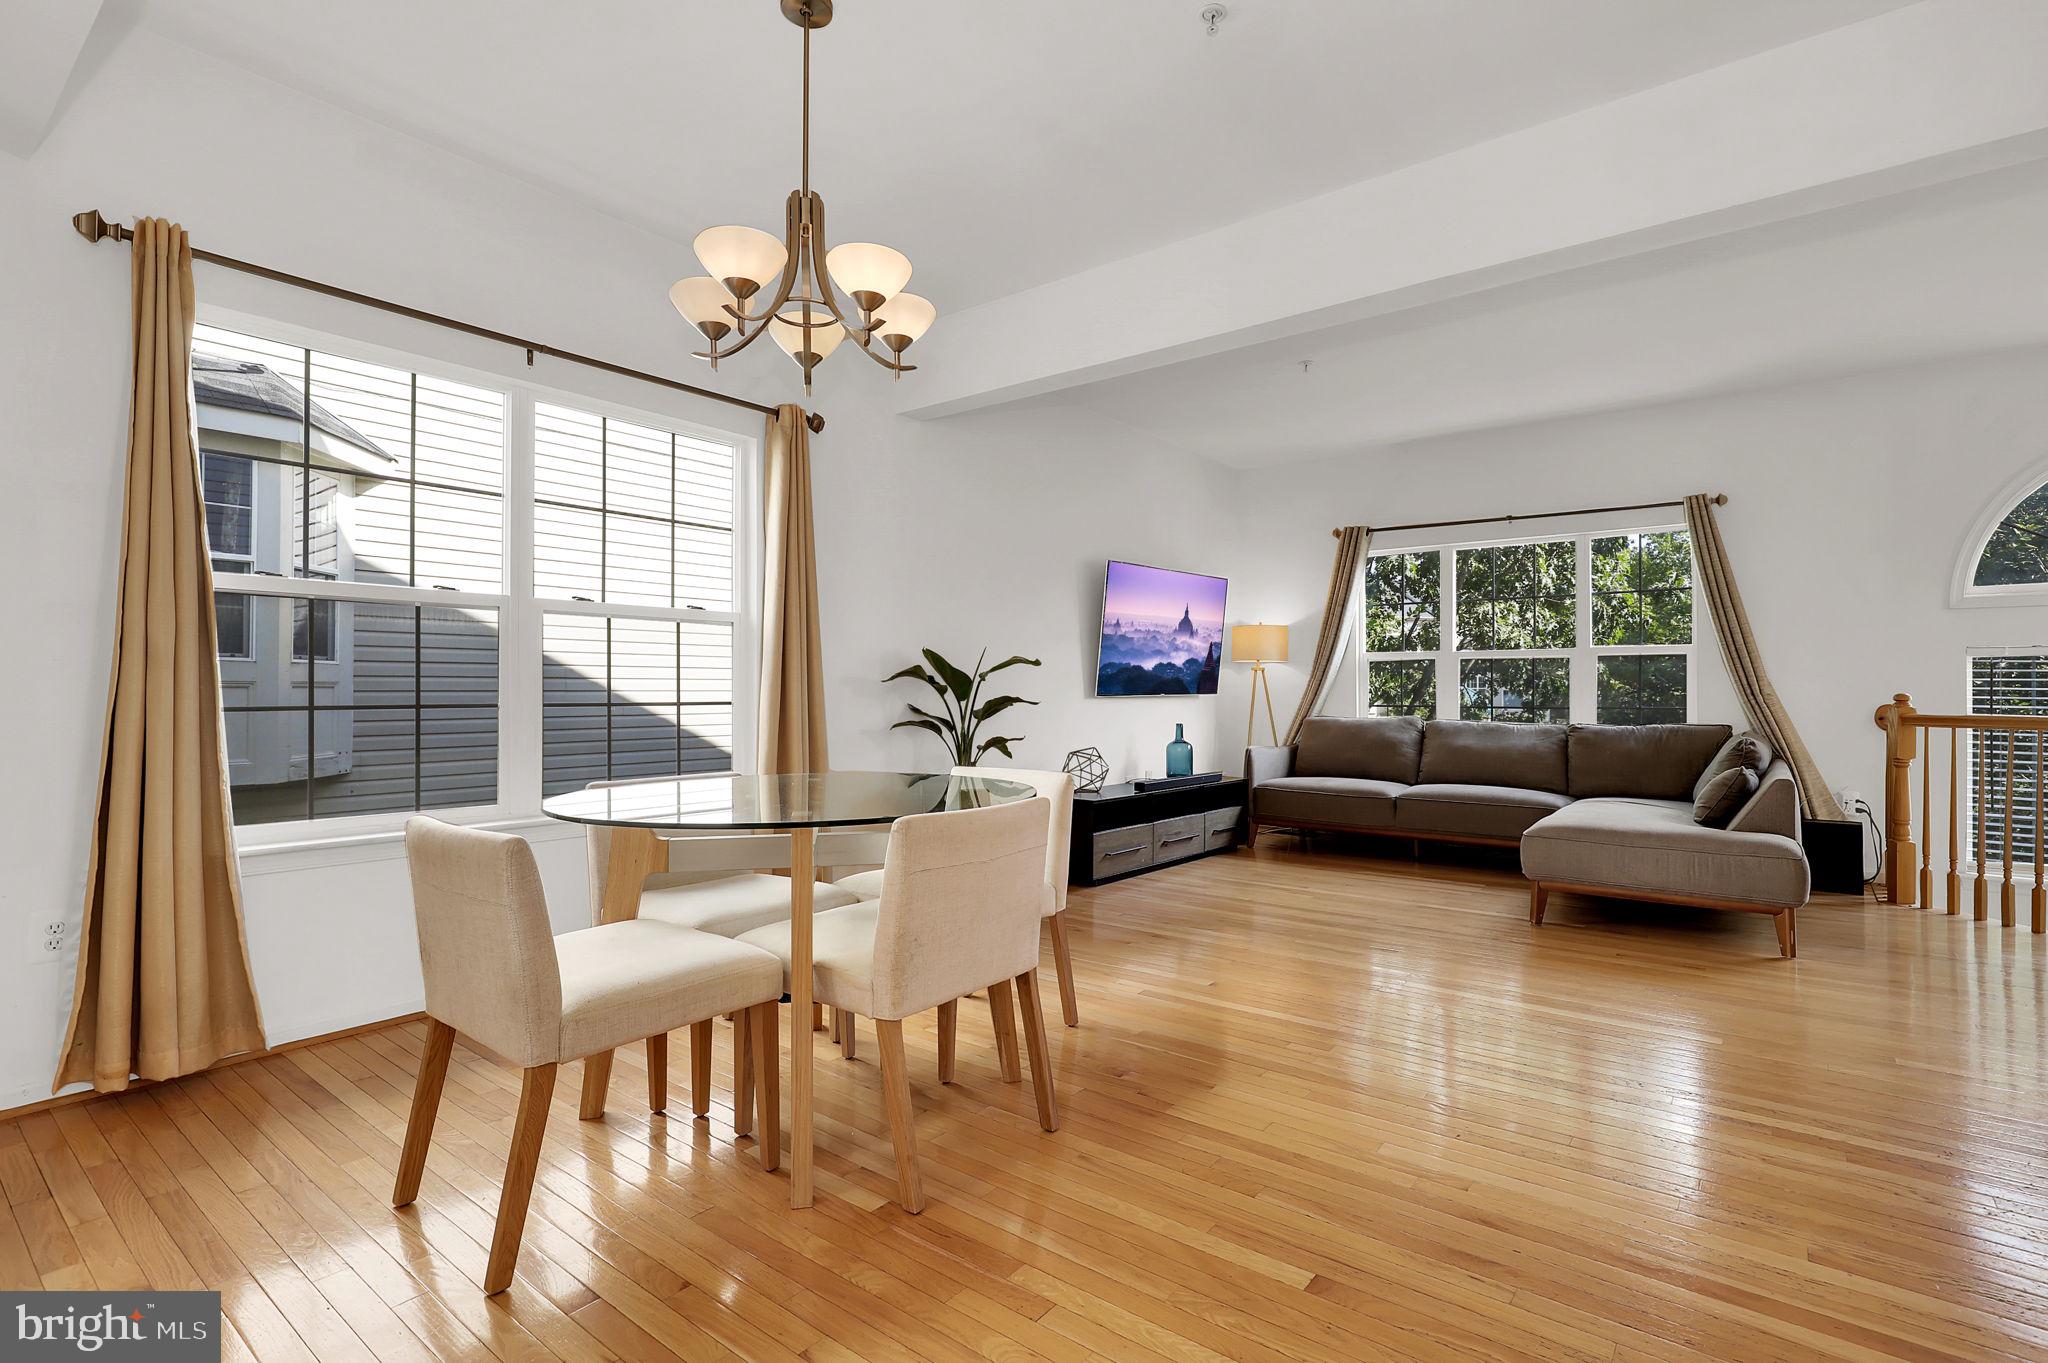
[{"xmin": 1803, "ymin": 817, "xmax": 1867, "ymax": 895}]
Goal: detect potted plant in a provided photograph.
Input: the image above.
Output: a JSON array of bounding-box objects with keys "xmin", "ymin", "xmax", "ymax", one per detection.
[{"xmin": 885, "ymin": 648, "xmax": 1041, "ymax": 766}]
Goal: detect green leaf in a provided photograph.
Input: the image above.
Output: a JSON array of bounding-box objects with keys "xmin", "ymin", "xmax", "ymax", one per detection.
[
  {"xmin": 979, "ymin": 654, "xmax": 1041, "ymax": 678},
  {"xmin": 922, "ymin": 648, "xmax": 975, "ymax": 704},
  {"xmin": 972, "ymin": 694, "xmax": 1037, "ymax": 722},
  {"xmin": 974, "ymin": 735, "xmax": 1019, "ymax": 760},
  {"xmin": 891, "ymin": 718, "xmax": 950, "ymax": 739},
  {"xmin": 882, "ymin": 665, "xmax": 947, "ymax": 695},
  {"xmin": 903, "ymin": 702, "xmax": 959, "ymax": 736}
]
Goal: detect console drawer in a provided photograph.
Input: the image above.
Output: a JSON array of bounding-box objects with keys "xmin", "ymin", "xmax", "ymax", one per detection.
[
  {"xmin": 1203, "ymin": 805, "xmax": 1242, "ymax": 851},
  {"xmin": 1152, "ymin": 813, "xmax": 1207, "ymax": 865},
  {"xmin": 1090, "ymin": 825, "xmax": 1154, "ymax": 879}
]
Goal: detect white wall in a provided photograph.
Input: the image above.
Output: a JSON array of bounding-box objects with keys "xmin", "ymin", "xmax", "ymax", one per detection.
[
  {"xmin": 0, "ymin": 28, "xmax": 1235, "ymax": 1109},
  {"xmin": 1217, "ymin": 345, "xmax": 2048, "ymax": 818}
]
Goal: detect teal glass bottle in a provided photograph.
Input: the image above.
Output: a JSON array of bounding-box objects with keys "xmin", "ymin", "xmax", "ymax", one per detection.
[{"xmin": 1166, "ymin": 723, "xmax": 1194, "ymax": 778}]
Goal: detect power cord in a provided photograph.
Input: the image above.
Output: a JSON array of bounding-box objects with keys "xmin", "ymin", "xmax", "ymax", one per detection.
[{"xmin": 1848, "ymin": 794, "xmax": 1882, "ymax": 886}]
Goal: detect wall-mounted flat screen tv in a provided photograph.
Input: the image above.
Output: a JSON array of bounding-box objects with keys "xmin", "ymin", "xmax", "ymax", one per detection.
[{"xmin": 1096, "ymin": 560, "xmax": 1227, "ymax": 696}]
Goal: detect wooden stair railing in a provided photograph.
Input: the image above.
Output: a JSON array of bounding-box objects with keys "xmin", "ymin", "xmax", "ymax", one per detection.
[{"xmin": 1874, "ymin": 693, "xmax": 2048, "ymax": 931}]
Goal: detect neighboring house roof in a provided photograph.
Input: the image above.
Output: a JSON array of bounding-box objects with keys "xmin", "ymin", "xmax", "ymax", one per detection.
[{"xmin": 192, "ymin": 355, "xmax": 390, "ymax": 461}]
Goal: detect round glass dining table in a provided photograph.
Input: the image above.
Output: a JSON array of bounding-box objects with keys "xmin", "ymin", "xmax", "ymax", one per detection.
[{"xmin": 540, "ymin": 770, "xmax": 1038, "ymax": 1207}]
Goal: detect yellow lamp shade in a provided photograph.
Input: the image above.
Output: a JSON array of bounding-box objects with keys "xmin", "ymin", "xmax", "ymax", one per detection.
[
  {"xmin": 768, "ymin": 306, "xmax": 846, "ymax": 363},
  {"xmin": 1231, "ymin": 623, "xmax": 1288, "ymax": 663},
  {"xmin": 692, "ymin": 225, "xmax": 786, "ymax": 295},
  {"xmin": 872, "ymin": 291, "xmax": 937, "ymax": 348},
  {"xmin": 825, "ymin": 241, "xmax": 912, "ymax": 309},
  {"xmin": 668, "ymin": 276, "xmax": 739, "ymax": 339}
]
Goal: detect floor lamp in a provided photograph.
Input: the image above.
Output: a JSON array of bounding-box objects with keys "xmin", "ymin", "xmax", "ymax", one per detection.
[{"xmin": 1230, "ymin": 624, "xmax": 1288, "ymax": 747}]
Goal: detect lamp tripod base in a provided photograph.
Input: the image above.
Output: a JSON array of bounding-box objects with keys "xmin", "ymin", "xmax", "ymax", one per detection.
[{"xmin": 1245, "ymin": 662, "xmax": 1280, "ymax": 748}]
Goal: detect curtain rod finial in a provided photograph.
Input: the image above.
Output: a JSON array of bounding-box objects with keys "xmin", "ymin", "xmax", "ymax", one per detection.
[
  {"xmin": 1713, "ymin": 493, "xmax": 1728, "ymax": 506},
  {"xmin": 72, "ymin": 209, "xmax": 116, "ymax": 244},
  {"xmin": 806, "ymin": 412, "xmax": 825, "ymax": 434}
]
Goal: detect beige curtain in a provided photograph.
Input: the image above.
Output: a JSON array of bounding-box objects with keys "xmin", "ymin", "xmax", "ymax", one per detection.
[
  {"xmin": 1686, "ymin": 493, "xmax": 1844, "ymax": 822},
  {"xmin": 758, "ymin": 403, "xmax": 828, "ymax": 773},
  {"xmin": 55, "ymin": 219, "xmax": 266, "ymax": 1094},
  {"xmin": 1283, "ymin": 525, "xmax": 1372, "ymax": 745}
]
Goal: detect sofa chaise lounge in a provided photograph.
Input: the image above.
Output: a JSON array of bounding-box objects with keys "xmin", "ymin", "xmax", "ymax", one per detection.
[{"xmin": 1247, "ymin": 716, "xmax": 1808, "ymax": 956}]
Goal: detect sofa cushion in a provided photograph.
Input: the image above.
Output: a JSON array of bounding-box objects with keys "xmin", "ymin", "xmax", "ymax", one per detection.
[
  {"xmin": 1693, "ymin": 732, "xmax": 1775, "ymax": 805},
  {"xmin": 1294, "ymin": 716, "xmax": 1425, "ymax": 783},
  {"xmin": 1568, "ymin": 723, "xmax": 1732, "ymax": 800},
  {"xmin": 1692, "ymin": 766, "xmax": 1759, "ymax": 828},
  {"xmin": 1418, "ymin": 721, "xmax": 1568, "ymax": 794},
  {"xmin": 1521, "ymin": 797, "xmax": 1808, "ymax": 909},
  {"xmin": 1254, "ymin": 776, "xmax": 1403, "ymax": 830},
  {"xmin": 1394, "ymin": 783, "xmax": 1572, "ymax": 841}
]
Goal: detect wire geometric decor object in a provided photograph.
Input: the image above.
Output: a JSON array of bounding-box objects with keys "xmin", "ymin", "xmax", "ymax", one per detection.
[{"xmin": 1062, "ymin": 747, "xmax": 1109, "ymax": 793}]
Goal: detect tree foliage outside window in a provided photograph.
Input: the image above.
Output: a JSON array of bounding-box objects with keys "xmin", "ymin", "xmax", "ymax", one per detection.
[
  {"xmin": 1366, "ymin": 659, "xmax": 1435, "ymax": 718},
  {"xmin": 1456, "ymin": 541, "xmax": 1575, "ymax": 650},
  {"xmin": 1592, "ymin": 532, "xmax": 1692, "ymax": 645},
  {"xmin": 1596, "ymin": 655, "xmax": 1687, "ymax": 725},
  {"xmin": 1460, "ymin": 658, "xmax": 1570, "ymax": 724},
  {"xmin": 1364, "ymin": 552, "xmax": 1440, "ymax": 652},
  {"xmin": 1974, "ymin": 485, "xmax": 2048, "ymax": 587}
]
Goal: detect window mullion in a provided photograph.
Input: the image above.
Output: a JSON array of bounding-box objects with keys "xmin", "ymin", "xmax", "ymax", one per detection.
[
  {"xmin": 1571, "ymin": 534, "xmax": 1594, "ymax": 723},
  {"xmin": 500, "ymin": 391, "xmax": 542, "ymax": 813},
  {"xmin": 1436, "ymin": 547, "xmax": 1458, "ymax": 719}
]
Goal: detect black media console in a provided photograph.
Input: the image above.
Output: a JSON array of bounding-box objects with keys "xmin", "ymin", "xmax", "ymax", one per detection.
[{"xmin": 1068, "ymin": 777, "xmax": 1248, "ymax": 887}]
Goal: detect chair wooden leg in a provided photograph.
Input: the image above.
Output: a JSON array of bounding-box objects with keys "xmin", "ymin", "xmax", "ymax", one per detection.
[
  {"xmin": 646, "ymin": 1032, "xmax": 668, "ymax": 1114},
  {"xmin": 937, "ymin": 999, "xmax": 957, "ymax": 1084},
  {"xmin": 484, "ymin": 1063, "xmax": 557, "ymax": 1295},
  {"xmin": 751, "ymin": 1002, "xmax": 781, "ymax": 1171},
  {"xmin": 578, "ymin": 1049, "xmax": 613, "ymax": 1120},
  {"xmin": 690, "ymin": 1020, "xmax": 713, "ymax": 1118},
  {"xmin": 987, "ymin": 979, "xmax": 1022, "ymax": 1083},
  {"xmin": 838, "ymin": 1009, "xmax": 857, "ymax": 1061},
  {"xmin": 1048, "ymin": 914, "xmax": 1079, "ymax": 1028},
  {"xmin": 828, "ymin": 1008, "xmax": 842, "ymax": 1043},
  {"xmin": 393, "ymin": 1018, "xmax": 456, "ymax": 1207},
  {"xmin": 812, "ymin": 1001, "xmax": 826, "ymax": 1032},
  {"xmin": 873, "ymin": 1019, "xmax": 923, "ymax": 1213},
  {"xmin": 1529, "ymin": 883, "xmax": 1549, "ymax": 926},
  {"xmin": 1014, "ymin": 970, "xmax": 1060, "ymax": 1132},
  {"xmin": 732, "ymin": 1008, "xmax": 755, "ymax": 1138},
  {"xmin": 1775, "ymin": 907, "xmax": 1797, "ymax": 959}
]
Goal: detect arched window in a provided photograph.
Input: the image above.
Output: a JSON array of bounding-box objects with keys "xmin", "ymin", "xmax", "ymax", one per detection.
[{"xmin": 1974, "ymin": 483, "xmax": 2048, "ymax": 588}]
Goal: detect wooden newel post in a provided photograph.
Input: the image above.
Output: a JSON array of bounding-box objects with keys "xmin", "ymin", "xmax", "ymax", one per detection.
[{"xmin": 1875, "ymin": 693, "xmax": 1918, "ymax": 905}]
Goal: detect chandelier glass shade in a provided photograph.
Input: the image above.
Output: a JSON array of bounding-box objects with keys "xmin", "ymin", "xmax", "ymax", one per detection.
[{"xmin": 670, "ymin": 0, "xmax": 934, "ymax": 395}]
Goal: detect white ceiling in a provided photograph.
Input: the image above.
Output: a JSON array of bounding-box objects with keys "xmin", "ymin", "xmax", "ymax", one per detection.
[
  {"xmin": 1045, "ymin": 164, "xmax": 2048, "ymax": 466},
  {"xmin": 136, "ymin": 0, "xmax": 1910, "ymax": 309}
]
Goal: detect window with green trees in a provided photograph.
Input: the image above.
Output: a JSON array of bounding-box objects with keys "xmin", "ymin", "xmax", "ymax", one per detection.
[
  {"xmin": 1974, "ymin": 485, "xmax": 2048, "ymax": 588},
  {"xmin": 1357, "ymin": 527, "xmax": 1694, "ymax": 725}
]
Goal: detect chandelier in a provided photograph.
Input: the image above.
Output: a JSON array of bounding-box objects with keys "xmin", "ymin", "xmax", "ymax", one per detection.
[{"xmin": 669, "ymin": 0, "xmax": 936, "ymax": 396}]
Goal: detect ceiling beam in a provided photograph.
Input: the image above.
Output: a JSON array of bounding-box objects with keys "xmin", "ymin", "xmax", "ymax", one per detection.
[
  {"xmin": 897, "ymin": 0, "xmax": 2048, "ymax": 421},
  {"xmin": 0, "ymin": 0, "xmax": 106, "ymax": 158}
]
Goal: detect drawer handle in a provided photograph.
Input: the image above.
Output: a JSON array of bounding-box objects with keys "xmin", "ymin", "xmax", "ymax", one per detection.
[
  {"xmin": 1159, "ymin": 833, "xmax": 1199, "ymax": 847},
  {"xmin": 1103, "ymin": 845, "xmax": 1147, "ymax": 858}
]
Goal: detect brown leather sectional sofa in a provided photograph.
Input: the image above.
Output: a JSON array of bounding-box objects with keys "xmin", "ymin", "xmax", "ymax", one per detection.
[{"xmin": 1247, "ymin": 716, "xmax": 1809, "ymax": 956}]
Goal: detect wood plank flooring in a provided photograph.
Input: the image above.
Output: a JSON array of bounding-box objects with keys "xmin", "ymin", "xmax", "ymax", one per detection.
[{"xmin": 5, "ymin": 839, "xmax": 2046, "ymax": 1362}]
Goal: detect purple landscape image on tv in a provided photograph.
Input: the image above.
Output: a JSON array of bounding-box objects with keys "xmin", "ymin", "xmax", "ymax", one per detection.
[{"xmin": 1096, "ymin": 560, "xmax": 1227, "ymax": 696}]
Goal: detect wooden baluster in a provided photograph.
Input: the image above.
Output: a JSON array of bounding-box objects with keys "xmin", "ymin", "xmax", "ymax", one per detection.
[
  {"xmin": 1974, "ymin": 730, "xmax": 1989, "ymax": 922},
  {"xmin": 1946, "ymin": 729, "xmax": 1961, "ymax": 915},
  {"xmin": 2035, "ymin": 732, "xmax": 2046, "ymax": 935},
  {"xmin": 1880, "ymin": 695, "xmax": 1918, "ymax": 904},
  {"xmin": 2003, "ymin": 732, "xmax": 2018, "ymax": 926},
  {"xmin": 1918, "ymin": 731, "xmax": 1933, "ymax": 910}
]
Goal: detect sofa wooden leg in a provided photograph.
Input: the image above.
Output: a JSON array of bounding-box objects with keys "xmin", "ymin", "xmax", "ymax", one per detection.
[
  {"xmin": 1529, "ymin": 883, "xmax": 1548, "ymax": 926},
  {"xmin": 1245, "ymin": 822, "xmax": 1259, "ymax": 850},
  {"xmin": 1775, "ymin": 908, "xmax": 1797, "ymax": 959}
]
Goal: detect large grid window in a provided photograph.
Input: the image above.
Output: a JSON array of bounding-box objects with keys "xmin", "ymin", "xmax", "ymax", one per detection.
[
  {"xmin": 1357, "ymin": 527, "xmax": 1695, "ymax": 726},
  {"xmin": 1969, "ymin": 652, "xmax": 2048, "ymax": 869},
  {"xmin": 196, "ymin": 320, "xmax": 752, "ymax": 833}
]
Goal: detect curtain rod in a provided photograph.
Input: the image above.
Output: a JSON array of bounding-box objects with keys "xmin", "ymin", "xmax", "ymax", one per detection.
[
  {"xmin": 1331, "ymin": 493, "xmax": 1725, "ymax": 538},
  {"xmin": 71, "ymin": 210, "xmax": 822, "ymax": 433}
]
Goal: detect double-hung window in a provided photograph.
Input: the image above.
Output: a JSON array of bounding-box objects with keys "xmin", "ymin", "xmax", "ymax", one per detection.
[
  {"xmin": 194, "ymin": 318, "xmax": 754, "ymax": 837},
  {"xmin": 1358, "ymin": 527, "xmax": 1695, "ymax": 725}
]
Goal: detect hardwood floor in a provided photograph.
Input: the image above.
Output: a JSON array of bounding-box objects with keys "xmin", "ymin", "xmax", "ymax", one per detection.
[{"xmin": 5, "ymin": 839, "xmax": 2046, "ymax": 1361}]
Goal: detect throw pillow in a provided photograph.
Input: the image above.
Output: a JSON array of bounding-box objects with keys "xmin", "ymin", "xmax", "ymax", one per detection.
[
  {"xmin": 1694, "ymin": 765, "xmax": 1760, "ymax": 828},
  {"xmin": 1693, "ymin": 732, "xmax": 1772, "ymax": 804}
]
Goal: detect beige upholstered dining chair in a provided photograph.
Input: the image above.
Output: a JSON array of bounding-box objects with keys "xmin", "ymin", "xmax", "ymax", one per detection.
[
  {"xmin": 739, "ymin": 798, "xmax": 1058, "ymax": 1212},
  {"xmin": 838, "ymin": 767, "xmax": 1078, "ymax": 1049},
  {"xmin": 395, "ymin": 818, "xmax": 787, "ymax": 1294}
]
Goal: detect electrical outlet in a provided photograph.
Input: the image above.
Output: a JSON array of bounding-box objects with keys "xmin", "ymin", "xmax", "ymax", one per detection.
[{"xmin": 36, "ymin": 920, "xmax": 69, "ymax": 961}]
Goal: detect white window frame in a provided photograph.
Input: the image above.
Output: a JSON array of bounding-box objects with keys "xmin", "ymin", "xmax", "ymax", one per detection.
[
  {"xmin": 202, "ymin": 306, "xmax": 762, "ymax": 853},
  {"xmin": 1353, "ymin": 522, "xmax": 1699, "ymax": 725},
  {"xmin": 1952, "ymin": 457, "xmax": 2048, "ymax": 609}
]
